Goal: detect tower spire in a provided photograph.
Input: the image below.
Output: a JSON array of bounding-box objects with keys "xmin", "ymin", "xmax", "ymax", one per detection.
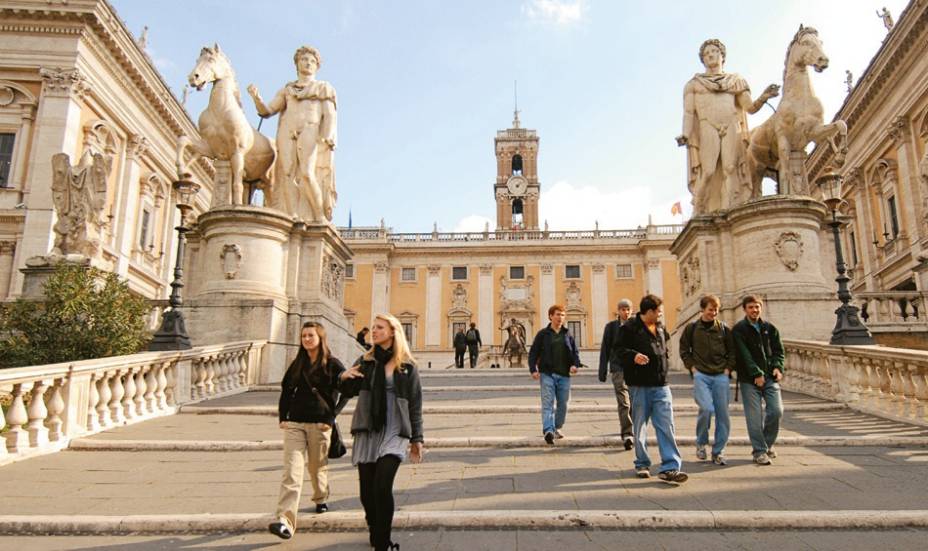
[{"xmin": 513, "ymin": 80, "xmax": 521, "ymax": 129}]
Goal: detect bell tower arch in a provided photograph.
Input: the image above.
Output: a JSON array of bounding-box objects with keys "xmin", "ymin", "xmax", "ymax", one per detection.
[{"xmin": 494, "ymin": 109, "xmax": 540, "ymax": 230}]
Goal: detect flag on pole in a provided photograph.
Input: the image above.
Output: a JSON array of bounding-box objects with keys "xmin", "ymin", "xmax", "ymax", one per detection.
[{"xmin": 670, "ymin": 201, "xmax": 682, "ymax": 216}]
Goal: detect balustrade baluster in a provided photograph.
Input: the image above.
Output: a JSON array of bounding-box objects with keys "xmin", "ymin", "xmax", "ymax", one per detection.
[
  {"xmin": 123, "ymin": 367, "xmax": 138, "ymax": 420},
  {"xmin": 844, "ymin": 358, "xmax": 862, "ymax": 404},
  {"xmin": 878, "ymin": 361, "xmax": 894, "ymax": 415},
  {"xmin": 164, "ymin": 362, "xmax": 176, "ymax": 407},
  {"xmin": 216, "ymin": 354, "xmax": 228, "ymax": 393},
  {"xmin": 193, "ymin": 359, "xmax": 206, "ymax": 400},
  {"xmin": 109, "ymin": 369, "xmax": 126, "ymax": 425},
  {"xmin": 205, "ymin": 356, "xmax": 216, "ymax": 396},
  {"xmin": 900, "ymin": 365, "xmax": 919, "ymax": 420},
  {"xmin": 27, "ymin": 380, "xmax": 50, "ymax": 448},
  {"xmin": 144, "ymin": 365, "xmax": 157, "ymax": 412},
  {"xmin": 134, "ymin": 367, "xmax": 148, "ymax": 416},
  {"xmin": 45, "ymin": 378, "xmax": 65, "ymax": 442},
  {"xmin": 5, "ymin": 384, "xmax": 30, "ymax": 453},
  {"xmin": 86, "ymin": 373, "xmax": 101, "ymax": 432},
  {"xmin": 155, "ymin": 362, "xmax": 169, "ymax": 411},
  {"xmin": 96, "ymin": 371, "xmax": 113, "ymax": 428},
  {"xmin": 237, "ymin": 352, "xmax": 248, "ymax": 388},
  {"xmin": 913, "ymin": 366, "xmax": 928, "ymax": 422}
]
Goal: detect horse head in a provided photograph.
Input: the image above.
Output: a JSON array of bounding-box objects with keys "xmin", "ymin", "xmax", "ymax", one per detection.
[
  {"xmin": 788, "ymin": 25, "xmax": 829, "ymax": 73},
  {"xmin": 188, "ymin": 43, "xmax": 233, "ymax": 91}
]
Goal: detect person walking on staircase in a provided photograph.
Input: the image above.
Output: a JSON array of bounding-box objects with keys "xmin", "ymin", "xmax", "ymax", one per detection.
[
  {"xmin": 339, "ymin": 313, "xmax": 425, "ymax": 551},
  {"xmin": 269, "ymin": 321, "xmax": 346, "ymax": 540},
  {"xmin": 598, "ymin": 298, "xmax": 635, "ymax": 451},
  {"xmin": 453, "ymin": 327, "xmax": 467, "ymax": 369},
  {"xmin": 615, "ymin": 294, "xmax": 688, "ymax": 484},
  {"xmin": 529, "ymin": 304, "xmax": 581, "ymax": 445},
  {"xmin": 465, "ymin": 322, "xmax": 482, "ymax": 368}
]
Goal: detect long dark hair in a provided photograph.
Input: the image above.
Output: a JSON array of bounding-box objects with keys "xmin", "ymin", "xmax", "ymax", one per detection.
[{"xmin": 286, "ymin": 321, "xmax": 332, "ymax": 384}]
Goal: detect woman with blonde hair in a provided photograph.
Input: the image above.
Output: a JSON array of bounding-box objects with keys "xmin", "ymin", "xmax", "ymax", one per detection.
[
  {"xmin": 269, "ymin": 321, "xmax": 345, "ymax": 540},
  {"xmin": 340, "ymin": 313, "xmax": 424, "ymax": 551}
]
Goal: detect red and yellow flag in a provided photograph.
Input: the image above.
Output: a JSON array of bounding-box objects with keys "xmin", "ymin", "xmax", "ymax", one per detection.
[{"xmin": 670, "ymin": 201, "xmax": 682, "ymax": 216}]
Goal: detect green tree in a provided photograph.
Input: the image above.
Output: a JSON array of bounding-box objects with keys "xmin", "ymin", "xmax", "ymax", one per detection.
[{"xmin": 0, "ymin": 264, "xmax": 151, "ymax": 368}]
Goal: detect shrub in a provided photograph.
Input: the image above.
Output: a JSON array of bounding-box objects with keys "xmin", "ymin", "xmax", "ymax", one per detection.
[{"xmin": 0, "ymin": 264, "xmax": 151, "ymax": 368}]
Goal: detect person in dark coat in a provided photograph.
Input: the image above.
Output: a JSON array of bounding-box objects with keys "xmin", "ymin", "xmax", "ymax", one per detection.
[
  {"xmin": 598, "ymin": 298, "xmax": 634, "ymax": 450},
  {"xmin": 453, "ymin": 328, "xmax": 467, "ymax": 368},
  {"xmin": 465, "ymin": 322, "xmax": 482, "ymax": 368}
]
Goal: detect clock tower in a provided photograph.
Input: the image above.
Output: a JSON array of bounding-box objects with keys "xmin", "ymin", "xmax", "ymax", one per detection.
[{"xmin": 494, "ymin": 109, "xmax": 540, "ymax": 230}]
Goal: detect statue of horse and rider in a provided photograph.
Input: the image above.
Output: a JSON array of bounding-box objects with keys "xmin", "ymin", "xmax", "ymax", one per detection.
[
  {"xmin": 500, "ymin": 318, "xmax": 527, "ymax": 368},
  {"xmin": 679, "ymin": 26, "xmax": 847, "ymax": 214}
]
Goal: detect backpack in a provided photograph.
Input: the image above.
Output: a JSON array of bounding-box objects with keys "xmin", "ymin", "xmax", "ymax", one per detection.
[
  {"xmin": 683, "ymin": 319, "xmax": 730, "ymax": 364},
  {"xmin": 466, "ymin": 329, "xmax": 478, "ymax": 344}
]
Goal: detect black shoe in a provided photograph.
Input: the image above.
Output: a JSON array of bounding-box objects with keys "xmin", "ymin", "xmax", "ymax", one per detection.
[
  {"xmin": 544, "ymin": 431, "xmax": 555, "ymax": 445},
  {"xmin": 268, "ymin": 522, "xmax": 292, "ymax": 540},
  {"xmin": 658, "ymin": 470, "xmax": 689, "ymax": 485},
  {"xmin": 623, "ymin": 437, "xmax": 634, "ymax": 451},
  {"xmin": 315, "ymin": 503, "xmax": 328, "ymax": 513}
]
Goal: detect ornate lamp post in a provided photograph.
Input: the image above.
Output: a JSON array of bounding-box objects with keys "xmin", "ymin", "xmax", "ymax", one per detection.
[
  {"xmin": 816, "ymin": 169, "xmax": 874, "ymax": 346},
  {"xmin": 149, "ymin": 178, "xmax": 201, "ymax": 351}
]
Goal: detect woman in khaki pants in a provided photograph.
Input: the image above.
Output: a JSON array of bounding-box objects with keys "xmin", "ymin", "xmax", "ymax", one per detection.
[{"xmin": 268, "ymin": 321, "xmax": 345, "ymax": 540}]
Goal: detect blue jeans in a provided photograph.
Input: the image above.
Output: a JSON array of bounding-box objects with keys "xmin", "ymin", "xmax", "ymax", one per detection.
[
  {"xmin": 629, "ymin": 385, "xmax": 682, "ymax": 472},
  {"xmin": 539, "ymin": 372, "xmax": 571, "ymax": 434},
  {"xmin": 740, "ymin": 378, "xmax": 784, "ymax": 456},
  {"xmin": 693, "ymin": 371, "xmax": 731, "ymax": 456}
]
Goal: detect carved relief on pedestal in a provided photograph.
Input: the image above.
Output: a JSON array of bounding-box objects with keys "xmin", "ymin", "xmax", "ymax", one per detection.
[
  {"xmin": 774, "ymin": 232, "xmax": 804, "ymax": 271},
  {"xmin": 320, "ymin": 253, "xmax": 344, "ymax": 303},
  {"xmin": 565, "ymin": 281, "xmax": 582, "ymax": 309},
  {"xmin": 681, "ymin": 256, "xmax": 702, "ymax": 297},
  {"xmin": 451, "ymin": 283, "xmax": 468, "ymax": 309},
  {"xmin": 220, "ymin": 244, "xmax": 243, "ymax": 279}
]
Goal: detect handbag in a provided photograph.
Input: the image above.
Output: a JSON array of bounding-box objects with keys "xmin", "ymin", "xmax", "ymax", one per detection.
[{"xmin": 306, "ymin": 372, "xmax": 351, "ymax": 459}]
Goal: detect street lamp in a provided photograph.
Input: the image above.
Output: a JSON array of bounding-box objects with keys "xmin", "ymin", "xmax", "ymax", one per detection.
[
  {"xmin": 816, "ymin": 169, "xmax": 874, "ymax": 346},
  {"xmin": 149, "ymin": 178, "xmax": 201, "ymax": 351}
]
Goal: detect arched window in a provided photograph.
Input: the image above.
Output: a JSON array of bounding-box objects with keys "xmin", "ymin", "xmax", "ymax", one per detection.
[
  {"xmin": 511, "ymin": 154, "xmax": 523, "ymax": 176},
  {"xmin": 512, "ymin": 198, "xmax": 524, "ymax": 228}
]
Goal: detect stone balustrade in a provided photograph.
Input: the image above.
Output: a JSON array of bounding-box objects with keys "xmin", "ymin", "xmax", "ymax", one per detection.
[
  {"xmin": 782, "ymin": 339, "xmax": 928, "ymax": 426},
  {"xmin": 856, "ymin": 291, "xmax": 926, "ymax": 329},
  {"xmin": 0, "ymin": 340, "xmax": 264, "ymax": 463},
  {"xmin": 339, "ymin": 224, "xmax": 683, "ymax": 243}
]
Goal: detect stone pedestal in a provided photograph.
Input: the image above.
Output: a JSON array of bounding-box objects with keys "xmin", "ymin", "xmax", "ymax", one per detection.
[
  {"xmin": 19, "ymin": 255, "xmax": 91, "ymax": 299},
  {"xmin": 183, "ymin": 206, "xmax": 361, "ymax": 383},
  {"xmin": 671, "ymin": 196, "xmax": 838, "ymax": 345}
]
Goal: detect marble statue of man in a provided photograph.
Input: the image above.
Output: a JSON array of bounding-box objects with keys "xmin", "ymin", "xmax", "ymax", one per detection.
[
  {"xmin": 677, "ymin": 39, "xmax": 779, "ymax": 214},
  {"xmin": 50, "ymin": 149, "xmax": 109, "ymax": 258},
  {"xmin": 247, "ymin": 46, "xmax": 337, "ymax": 222}
]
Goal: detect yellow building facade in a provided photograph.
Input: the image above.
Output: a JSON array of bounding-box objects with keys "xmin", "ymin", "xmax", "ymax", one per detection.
[{"xmin": 342, "ymin": 115, "xmax": 682, "ymax": 364}]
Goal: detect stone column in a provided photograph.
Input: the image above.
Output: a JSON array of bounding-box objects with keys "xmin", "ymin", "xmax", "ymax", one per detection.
[
  {"xmin": 11, "ymin": 68, "xmax": 89, "ymax": 296},
  {"xmin": 591, "ymin": 263, "xmax": 607, "ymax": 344},
  {"xmin": 11, "ymin": 102, "xmax": 36, "ymax": 188},
  {"xmin": 888, "ymin": 116, "xmax": 924, "ymax": 249},
  {"xmin": 849, "ymin": 168, "xmax": 877, "ymax": 292},
  {"xmin": 645, "ymin": 258, "xmax": 663, "ymax": 297},
  {"xmin": 371, "ymin": 260, "xmax": 389, "ymax": 322},
  {"xmin": 478, "ymin": 264, "xmax": 494, "ymax": 345},
  {"xmin": 425, "ymin": 265, "xmax": 441, "ymax": 347},
  {"xmin": 0, "ymin": 240, "xmax": 15, "ymax": 298},
  {"xmin": 539, "ymin": 263, "xmax": 555, "ymax": 329},
  {"xmin": 113, "ymin": 134, "xmax": 150, "ymax": 277}
]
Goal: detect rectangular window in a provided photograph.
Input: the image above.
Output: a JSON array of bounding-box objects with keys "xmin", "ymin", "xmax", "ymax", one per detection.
[
  {"xmin": 401, "ymin": 267, "xmax": 416, "ymax": 282},
  {"xmin": 402, "ymin": 322, "xmax": 414, "ymax": 344},
  {"xmin": 567, "ymin": 321, "xmax": 582, "ymax": 347},
  {"xmin": 615, "ymin": 264, "xmax": 633, "ymax": 279},
  {"xmin": 452, "ymin": 321, "xmax": 466, "ymax": 337},
  {"xmin": 138, "ymin": 209, "xmax": 152, "ymax": 250},
  {"xmin": 345, "ymin": 263, "xmax": 355, "ymax": 279},
  {"xmin": 849, "ymin": 231, "xmax": 859, "ymax": 266},
  {"xmin": 510, "ymin": 266, "xmax": 525, "ymax": 280},
  {"xmin": 565, "ymin": 265, "xmax": 581, "ymax": 279},
  {"xmin": 0, "ymin": 133, "xmax": 15, "ymax": 188},
  {"xmin": 887, "ymin": 196, "xmax": 900, "ymax": 238},
  {"xmin": 452, "ymin": 266, "xmax": 468, "ymax": 280}
]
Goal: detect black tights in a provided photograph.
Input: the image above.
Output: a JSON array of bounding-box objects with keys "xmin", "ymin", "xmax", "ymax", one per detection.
[{"xmin": 358, "ymin": 455, "xmax": 401, "ymax": 550}]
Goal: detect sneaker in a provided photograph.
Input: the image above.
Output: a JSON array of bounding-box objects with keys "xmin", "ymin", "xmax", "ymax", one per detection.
[
  {"xmin": 268, "ymin": 522, "xmax": 292, "ymax": 540},
  {"xmin": 554, "ymin": 429, "xmax": 565, "ymax": 439},
  {"xmin": 712, "ymin": 454, "xmax": 727, "ymax": 466},
  {"xmin": 696, "ymin": 446, "xmax": 708, "ymax": 461},
  {"xmin": 753, "ymin": 452, "xmax": 772, "ymax": 465},
  {"xmin": 767, "ymin": 448, "xmax": 778, "ymax": 459},
  {"xmin": 544, "ymin": 431, "xmax": 555, "ymax": 445},
  {"xmin": 315, "ymin": 503, "xmax": 328, "ymax": 513},
  {"xmin": 635, "ymin": 466, "xmax": 651, "ymax": 478},
  {"xmin": 623, "ymin": 437, "xmax": 634, "ymax": 451},
  {"xmin": 658, "ymin": 470, "xmax": 689, "ymax": 484}
]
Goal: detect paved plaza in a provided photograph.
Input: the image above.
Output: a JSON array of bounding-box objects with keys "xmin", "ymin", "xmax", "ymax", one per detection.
[{"xmin": 2, "ymin": 369, "xmax": 928, "ymax": 550}]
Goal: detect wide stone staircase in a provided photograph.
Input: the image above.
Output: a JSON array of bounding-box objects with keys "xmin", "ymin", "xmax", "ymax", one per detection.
[{"xmin": 3, "ymin": 366, "xmax": 928, "ymax": 550}]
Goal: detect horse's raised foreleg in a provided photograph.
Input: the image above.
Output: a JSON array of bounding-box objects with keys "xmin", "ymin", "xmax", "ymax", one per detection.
[
  {"xmin": 811, "ymin": 120, "xmax": 849, "ymax": 167},
  {"xmin": 175, "ymin": 135, "xmax": 212, "ymax": 179}
]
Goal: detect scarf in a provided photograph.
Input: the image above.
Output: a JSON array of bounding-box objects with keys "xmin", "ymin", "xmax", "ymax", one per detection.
[{"xmin": 370, "ymin": 345, "xmax": 393, "ymax": 432}]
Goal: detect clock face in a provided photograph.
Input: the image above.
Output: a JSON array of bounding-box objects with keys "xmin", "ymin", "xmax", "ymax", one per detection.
[{"xmin": 507, "ymin": 176, "xmax": 528, "ymax": 196}]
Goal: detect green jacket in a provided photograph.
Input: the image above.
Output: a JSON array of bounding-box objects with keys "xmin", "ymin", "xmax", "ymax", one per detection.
[
  {"xmin": 679, "ymin": 319, "xmax": 735, "ymax": 375},
  {"xmin": 732, "ymin": 318, "xmax": 785, "ymax": 380}
]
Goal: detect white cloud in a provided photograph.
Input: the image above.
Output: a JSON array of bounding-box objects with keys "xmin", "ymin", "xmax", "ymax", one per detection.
[
  {"xmin": 522, "ymin": 0, "xmax": 585, "ymax": 25},
  {"xmin": 454, "ymin": 214, "xmax": 494, "ymax": 233},
  {"xmin": 538, "ymin": 180, "xmax": 689, "ymax": 230}
]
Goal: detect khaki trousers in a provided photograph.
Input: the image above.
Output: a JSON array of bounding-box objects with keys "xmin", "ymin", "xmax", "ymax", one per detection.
[{"xmin": 276, "ymin": 421, "xmax": 332, "ymax": 532}]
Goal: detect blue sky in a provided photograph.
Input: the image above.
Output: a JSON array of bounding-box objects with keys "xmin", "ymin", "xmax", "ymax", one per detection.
[{"xmin": 112, "ymin": 0, "xmax": 909, "ymax": 232}]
